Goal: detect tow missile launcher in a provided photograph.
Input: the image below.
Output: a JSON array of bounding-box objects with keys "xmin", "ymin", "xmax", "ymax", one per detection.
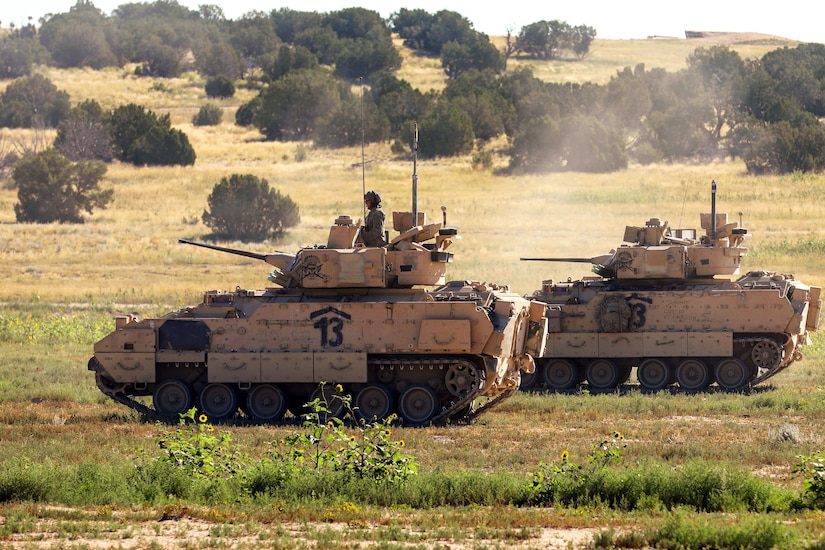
[
  {"xmin": 89, "ymin": 171, "xmax": 541, "ymax": 426},
  {"xmin": 521, "ymin": 181, "xmax": 821, "ymax": 392}
]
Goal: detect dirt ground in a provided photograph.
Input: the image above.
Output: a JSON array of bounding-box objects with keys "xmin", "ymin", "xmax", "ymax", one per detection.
[{"xmin": 1, "ymin": 514, "xmax": 597, "ymax": 549}]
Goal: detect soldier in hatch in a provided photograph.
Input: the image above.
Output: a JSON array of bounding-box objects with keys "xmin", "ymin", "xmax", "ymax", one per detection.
[{"xmin": 358, "ymin": 190, "xmax": 387, "ymax": 247}]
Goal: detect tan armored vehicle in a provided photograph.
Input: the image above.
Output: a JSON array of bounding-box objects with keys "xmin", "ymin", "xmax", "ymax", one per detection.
[
  {"xmin": 89, "ymin": 187, "xmax": 539, "ymax": 425},
  {"xmin": 522, "ymin": 182, "xmax": 821, "ymax": 392}
]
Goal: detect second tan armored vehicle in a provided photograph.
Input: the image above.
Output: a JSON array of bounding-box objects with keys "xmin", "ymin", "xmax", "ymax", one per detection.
[
  {"xmin": 89, "ymin": 188, "xmax": 540, "ymax": 426},
  {"xmin": 521, "ymin": 182, "xmax": 821, "ymax": 392}
]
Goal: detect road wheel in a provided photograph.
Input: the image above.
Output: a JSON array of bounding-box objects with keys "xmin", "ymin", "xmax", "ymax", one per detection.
[
  {"xmin": 153, "ymin": 379, "xmax": 194, "ymax": 417},
  {"xmin": 246, "ymin": 384, "xmax": 287, "ymax": 421},
  {"xmin": 637, "ymin": 359, "xmax": 671, "ymax": 391},
  {"xmin": 675, "ymin": 359, "xmax": 711, "ymax": 391},
  {"xmin": 715, "ymin": 358, "xmax": 750, "ymax": 391},
  {"xmin": 355, "ymin": 384, "xmax": 395, "ymax": 422},
  {"xmin": 398, "ymin": 384, "xmax": 439, "ymax": 427},
  {"xmin": 199, "ymin": 383, "xmax": 239, "ymax": 420},
  {"xmin": 542, "ymin": 359, "xmax": 579, "ymax": 390},
  {"xmin": 585, "ymin": 359, "xmax": 620, "ymax": 390}
]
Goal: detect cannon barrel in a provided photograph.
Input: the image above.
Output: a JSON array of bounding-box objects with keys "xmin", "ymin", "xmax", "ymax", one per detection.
[
  {"xmin": 179, "ymin": 239, "xmax": 268, "ymax": 261},
  {"xmin": 521, "ymin": 257, "xmax": 595, "ymax": 263}
]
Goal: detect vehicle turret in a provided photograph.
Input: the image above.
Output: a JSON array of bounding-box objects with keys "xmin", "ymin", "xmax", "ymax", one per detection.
[
  {"xmin": 522, "ymin": 181, "xmax": 748, "ymax": 281},
  {"xmin": 181, "ymin": 207, "xmax": 459, "ymax": 289}
]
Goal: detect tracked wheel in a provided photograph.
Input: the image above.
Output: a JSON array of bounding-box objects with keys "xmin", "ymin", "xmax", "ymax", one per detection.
[
  {"xmin": 398, "ymin": 384, "xmax": 439, "ymax": 427},
  {"xmin": 153, "ymin": 379, "xmax": 194, "ymax": 417},
  {"xmin": 637, "ymin": 359, "xmax": 671, "ymax": 391},
  {"xmin": 715, "ymin": 358, "xmax": 750, "ymax": 392},
  {"xmin": 246, "ymin": 384, "xmax": 287, "ymax": 421},
  {"xmin": 675, "ymin": 359, "xmax": 711, "ymax": 391},
  {"xmin": 355, "ymin": 384, "xmax": 395, "ymax": 422},
  {"xmin": 445, "ymin": 362, "xmax": 482, "ymax": 397},
  {"xmin": 585, "ymin": 359, "xmax": 620, "ymax": 390},
  {"xmin": 751, "ymin": 339, "xmax": 782, "ymax": 371},
  {"xmin": 542, "ymin": 359, "xmax": 579, "ymax": 390},
  {"xmin": 200, "ymin": 383, "xmax": 239, "ymax": 420}
]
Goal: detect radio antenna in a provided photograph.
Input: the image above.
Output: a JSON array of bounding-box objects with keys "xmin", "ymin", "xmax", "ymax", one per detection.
[
  {"xmin": 359, "ymin": 76, "xmax": 366, "ymax": 221},
  {"xmin": 412, "ymin": 122, "xmax": 419, "ymax": 224}
]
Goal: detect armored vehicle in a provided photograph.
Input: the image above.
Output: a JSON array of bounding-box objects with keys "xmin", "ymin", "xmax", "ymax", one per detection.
[
  {"xmin": 521, "ymin": 182, "xmax": 821, "ymax": 392},
  {"xmin": 89, "ymin": 189, "xmax": 539, "ymax": 426}
]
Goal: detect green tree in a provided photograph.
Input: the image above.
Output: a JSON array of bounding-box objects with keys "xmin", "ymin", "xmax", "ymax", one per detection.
[
  {"xmin": 559, "ymin": 114, "xmax": 628, "ymax": 172},
  {"xmin": 315, "ymin": 90, "xmax": 390, "ymax": 147},
  {"xmin": 0, "ymin": 35, "xmax": 51, "ymax": 78},
  {"xmin": 38, "ymin": 0, "xmax": 119, "ymax": 69},
  {"xmin": 440, "ymin": 31, "xmax": 504, "ymax": 79},
  {"xmin": 202, "ymin": 174, "xmax": 300, "ymax": 240},
  {"xmin": 271, "ymin": 8, "xmax": 324, "ymax": 43},
  {"xmin": 195, "ymin": 42, "xmax": 244, "ymax": 80},
  {"xmin": 444, "ymin": 69, "xmax": 512, "ymax": 141},
  {"xmin": 251, "ymin": 69, "xmax": 341, "ymax": 141},
  {"xmin": 294, "ymin": 26, "xmax": 340, "ymax": 65},
  {"xmin": 263, "ymin": 44, "xmax": 319, "ymax": 81},
  {"xmin": 509, "ymin": 115, "xmax": 563, "ymax": 172},
  {"xmin": 192, "ymin": 104, "xmax": 223, "ymax": 126},
  {"xmin": 13, "ymin": 148, "xmax": 112, "ymax": 223},
  {"xmin": 391, "ymin": 8, "xmax": 435, "ymax": 50},
  {"xmin": 108, "ymin": 103, "xmax": 196, "ymax": 166},
  {"xmin": 687, "ymin": 46, "xmax": 747, "ymax": 149},
  {"xmin": 517, "ymin": 20, "xmax": 595, "ymax": 60},
  {"xmin": 227, "ymin": 11, "xmax": 281, "ymax": 64},
  {"xmin": 408, "ymin": 101, "xmax": 475, "ymax": 158},
  {"xmin": 132, "ymin": 40, "xmax": 184, "ymax": 78},
  {"xmin": 369, "ymin": 72, "xmax": 429, "ymax": 134},
  {"xmin": 113, "ymin": 1, "xmax": 211, "ymax": 75},
  {"xmin": 423, "ymin": 10, "xmax": 475, "ymax": 54},
  {"xmin": 205, "ymin": 75, "xmax": 235, "ymax": 98},
  {"xmin": 334, "ymin": 35, "xmax": 402, "ymax": 79},
  {"xmin": 739, "ymin": 116, "xmax": 825, "ymax": 175},
  {"xmin": 0, "ymin": 74, "xmax": 71, "ymax": 128}
]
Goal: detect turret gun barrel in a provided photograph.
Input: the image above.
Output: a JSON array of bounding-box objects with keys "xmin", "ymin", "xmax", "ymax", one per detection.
[
  {"xmin": 521, "ymin": 257, "xmax": 595, "ymax": 263},
  {"xmin": 521, "ymin": 254, "xmax": 613, "ymax": 265},
  {"xmin": 179, "ymin": 239, "xmax": 295, "ymax": 270}
]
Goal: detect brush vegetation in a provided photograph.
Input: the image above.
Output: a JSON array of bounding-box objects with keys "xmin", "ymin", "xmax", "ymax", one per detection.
[{"xmin": 1, "ymin": 35, "xmax": 825, "ymax": 548}]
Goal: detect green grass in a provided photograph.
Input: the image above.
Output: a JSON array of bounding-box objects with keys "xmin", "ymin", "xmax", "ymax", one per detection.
[{"xmin": 1, "ymin": 34, "xmax": 825, "ymax": 548}]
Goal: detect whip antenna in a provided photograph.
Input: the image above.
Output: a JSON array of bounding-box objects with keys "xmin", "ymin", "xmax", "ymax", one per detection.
[
  {"xmin": 412, "ymin": 123, "xmax": 419, "ymax": 223},
  {"xmin": 360, "ymin": 76, "xmax": 366, "ymax": 220}
]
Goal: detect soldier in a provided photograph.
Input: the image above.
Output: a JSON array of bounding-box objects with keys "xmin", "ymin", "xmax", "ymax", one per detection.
[{"xmin": 358, "ymin": 190, "xmax": 387, "ymax": 247}]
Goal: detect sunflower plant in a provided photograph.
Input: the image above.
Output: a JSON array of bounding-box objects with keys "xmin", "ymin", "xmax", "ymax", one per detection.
[
  {"xmin": 794, "ymin": 451, "xmax": 825, "ymax": 509},
  {"xmin": 272, "ymin": 383, "xmax": 417, "ymax": 483},
  {"xmin": 529, "ymin": 430, "xmax": 627, "ymax": 505},
  {"xmin": 154, "ymin": 408, "xmax": 247, "ymax": 478}
]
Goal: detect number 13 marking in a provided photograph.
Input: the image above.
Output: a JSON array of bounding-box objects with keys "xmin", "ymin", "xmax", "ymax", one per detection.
[{"xmin": 314, "ymin": 317, "xmax": 344, "ymax": 347}]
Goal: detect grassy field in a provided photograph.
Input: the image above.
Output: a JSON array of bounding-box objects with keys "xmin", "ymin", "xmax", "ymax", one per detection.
[{"xmin": 2, "ymin": 35, "xmax": 825, "ymax": 548}]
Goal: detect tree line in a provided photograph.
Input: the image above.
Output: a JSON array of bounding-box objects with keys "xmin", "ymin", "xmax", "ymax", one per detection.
[{"xmin": 0, "ymin": 1, "xmax": 823, "ymax": 197}]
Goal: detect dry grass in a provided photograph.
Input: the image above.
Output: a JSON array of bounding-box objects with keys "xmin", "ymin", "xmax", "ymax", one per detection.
[{"xmin": 1, "ymin": 35, "xmax": 824, "ymax": 548}]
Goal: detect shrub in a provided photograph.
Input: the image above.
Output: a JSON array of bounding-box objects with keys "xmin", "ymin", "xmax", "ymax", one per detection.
[
  {"xmin": 201, "ymin": 174, "xmax": 300, "ymax": 240},
  {"xmin": 13, "ymin": 149, "xmax": 113, "ymax": 223},
  {"xmin": 192, "ymin": 103, "xmax": 223, "ymax": 126},
  {"xmin": 205, "ymin": 75, "xmax": 235, "ymax": 98},
  {"xmin": 0, "ymin": 74, "xmax": 71, "ymax": 128},
  {"xmin": 108, "ymin": 104, "xmax": 196, "ymax": 166},
  {"xmin": 234, "ymin": 101, "xmax": 256, "ymax": 126},
  {"xmin": 54, "ymin": 99, "xmax": 113, "ymax": 161}
]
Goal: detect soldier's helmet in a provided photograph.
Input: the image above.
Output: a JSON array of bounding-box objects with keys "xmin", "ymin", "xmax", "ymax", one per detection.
[{"xmin": 364, "ymin": 190, "xmax": 382, "ymax": 206}]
